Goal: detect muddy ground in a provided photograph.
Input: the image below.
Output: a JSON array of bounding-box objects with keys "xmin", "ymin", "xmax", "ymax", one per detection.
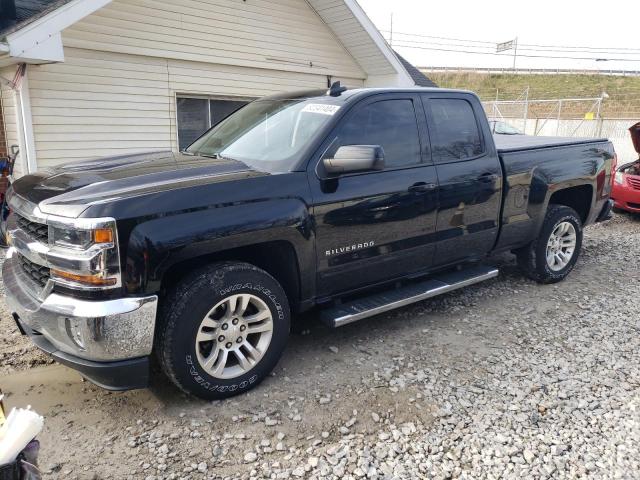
[{"xmin": 1, "ymin": 213, "xmax": 639, "ymax": 479}]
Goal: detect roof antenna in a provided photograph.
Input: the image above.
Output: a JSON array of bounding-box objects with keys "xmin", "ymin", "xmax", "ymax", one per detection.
[{"xmin": 327, "ymin": 81, "xmax": 347, "ymax": 97}]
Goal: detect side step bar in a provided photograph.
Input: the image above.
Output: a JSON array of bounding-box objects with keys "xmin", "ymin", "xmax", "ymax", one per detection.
[{"xmin": 321, "ymin": 265, "xmax": 499, "ymax": 328}]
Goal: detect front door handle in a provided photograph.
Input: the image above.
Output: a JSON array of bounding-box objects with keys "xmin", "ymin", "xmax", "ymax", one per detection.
[
  {"xmin": 408, "ymin": 182, "xmax": 437, "ymax": 193},
  {"xmin": 478, "ymin": 173, "xmax": 499, "ymax": 183}
]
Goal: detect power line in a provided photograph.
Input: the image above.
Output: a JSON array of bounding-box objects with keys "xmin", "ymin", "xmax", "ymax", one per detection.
[
  {"xmin": 392, "ymin": 43, "xmax": 640, "ymax": 62},
  {"xmin": 518, "ymin": 42, "xmax": 640, "ymax": 53},
  {"xmin": 389, "ymin": 37, "xmax": 495, "ymax": 51},
  {"xmin": 380, "ymin": 29, "xmax": 640, "ymax": 54},
  {"xmin": 518, "ymin": 47, "xmax": 640, "ymax": 56},
  {"xmin": 389, "ymin": 36, "xmax": 640, "ymax": 57},
  {"xmin": 379, "ymin": 29, "xmax": 496, "ymax": 45}
]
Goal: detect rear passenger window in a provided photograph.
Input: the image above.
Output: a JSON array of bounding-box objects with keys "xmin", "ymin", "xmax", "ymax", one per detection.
[
  {"xmin": 428, "ymin": 99, "xmax": 483, "ymax": 162},
  {"xmin": 332, "ymin": 99, "xmax": 421, "ymax": 169}
]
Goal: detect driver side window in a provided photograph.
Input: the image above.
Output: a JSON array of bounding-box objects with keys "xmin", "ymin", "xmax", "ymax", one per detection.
[{"xmin": 329, "ymin": 99, "xmax": 421, "ymax": 169}]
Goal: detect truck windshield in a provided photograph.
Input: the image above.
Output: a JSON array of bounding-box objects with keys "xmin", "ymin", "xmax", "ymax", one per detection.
[{"xmin": 187, "ymin": 97, "xmax": 341, "ymax": 173}]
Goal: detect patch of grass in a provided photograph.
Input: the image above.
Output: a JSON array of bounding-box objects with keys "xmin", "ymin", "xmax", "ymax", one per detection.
[{"xmin": 423, "ymin": 71, "xmax": 640, "ymax": 118}]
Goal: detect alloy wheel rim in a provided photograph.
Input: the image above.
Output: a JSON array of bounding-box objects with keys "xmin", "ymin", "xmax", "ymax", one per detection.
[
  {"xmin": 195, "ymin": 293, "xmax": 273, "ymax": 379},
  {"xmin": 545, "ymin": 221, "xmax": 577, "ymax": 271}
]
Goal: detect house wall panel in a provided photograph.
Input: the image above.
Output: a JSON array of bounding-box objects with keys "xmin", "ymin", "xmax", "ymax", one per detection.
[
  {"xmin": 27, "ymin": 48, "xmax": 364, "ymax": 166},
  {"xmin": 62, "ymin": 0, "xmax": 366, "ymax": 79}
]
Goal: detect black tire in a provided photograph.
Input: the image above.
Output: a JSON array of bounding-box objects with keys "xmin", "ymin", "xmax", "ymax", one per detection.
[
  {"xmin": 156, "ymin": 262, "xmax": 290, "ymax": 400},
  {"xmin": 515, "ymin": 204, "xmax": 583, "ymax": 284}
]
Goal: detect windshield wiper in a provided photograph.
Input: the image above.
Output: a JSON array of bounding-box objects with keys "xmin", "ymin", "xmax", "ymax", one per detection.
[
  {"xmin": 190, "ymin": 152, "xmax": 220, "ymax": 159},
  {"xmin": 188, "ymin": 151, "xmax": 243, "ymax": 164}
]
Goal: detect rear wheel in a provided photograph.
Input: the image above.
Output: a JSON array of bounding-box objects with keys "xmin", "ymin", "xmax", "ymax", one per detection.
[
  {"xmin": 157, "ymin": 262, "xmax": 290, "ymax": 400},
  {"xmin": 516, "ymin": 204, "xmax": 583, "ymax": 284}
]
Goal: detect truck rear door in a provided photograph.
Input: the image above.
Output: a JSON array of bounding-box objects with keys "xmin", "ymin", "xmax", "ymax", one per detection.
[{"xmin": 421, "ymin": 93, "xmax": 502, "ymax": 266}]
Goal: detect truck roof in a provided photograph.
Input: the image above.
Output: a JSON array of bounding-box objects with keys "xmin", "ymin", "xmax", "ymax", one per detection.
[{"xmin": 262, "ymin": 87, "xmax": 475, "ymax": 103}]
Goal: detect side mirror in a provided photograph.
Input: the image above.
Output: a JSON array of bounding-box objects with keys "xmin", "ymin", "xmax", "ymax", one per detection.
[{"xmin": 323, "ymin": 145, "xmax": 384, "ymax": 175}]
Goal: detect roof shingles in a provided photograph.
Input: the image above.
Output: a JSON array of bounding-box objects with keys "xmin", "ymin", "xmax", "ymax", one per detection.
[
  {"xmin": 394, "ymin": 50, "xmax": 438, "ymax": 87},
  {"xmin": 0, "ymin": 0, "xmax": 72, "ymax": 39}
]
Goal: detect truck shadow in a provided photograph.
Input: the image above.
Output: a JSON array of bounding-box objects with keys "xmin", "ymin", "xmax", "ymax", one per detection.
[{"xmin": 146, "ymin": 253, "xmax": 526, "ymax": 405}]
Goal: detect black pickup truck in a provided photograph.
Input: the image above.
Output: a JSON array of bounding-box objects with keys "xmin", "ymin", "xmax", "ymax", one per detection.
[{"xmin": 3, "ymin": 86, "xmax": 615, "ymax": 400}]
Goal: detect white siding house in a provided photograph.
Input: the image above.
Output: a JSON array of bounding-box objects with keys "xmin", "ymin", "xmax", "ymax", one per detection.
[{"xmin": 0, "ymin": 0, "xmax": 435, "ymax": 176}]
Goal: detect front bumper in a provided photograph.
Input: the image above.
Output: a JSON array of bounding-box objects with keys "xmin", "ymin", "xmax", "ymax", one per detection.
[
  {"xmin": 3, "ymin": 250, "xmax": 157, "ymax": 389},
  {"xmin": 611, "ymin": 182, "xmax": 640, "ymax": 213},
  {"xmin": 16, "ymin": 319, "xmax": 150, "ymax": 390}
]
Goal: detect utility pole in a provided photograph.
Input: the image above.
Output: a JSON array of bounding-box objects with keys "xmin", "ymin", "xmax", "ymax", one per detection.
[
  {"xmin": 389, "ymin": 13, "xmax": 394, "ymax": 47},
  {"xmin": 513, "ymin": 37, "xmax": 518, "ymax": 70}
]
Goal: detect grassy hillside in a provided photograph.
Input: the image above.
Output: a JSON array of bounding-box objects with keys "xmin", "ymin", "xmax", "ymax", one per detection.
[{"xmin": 422, "ymin": 71, "xmax": 640, "ymax": 118}]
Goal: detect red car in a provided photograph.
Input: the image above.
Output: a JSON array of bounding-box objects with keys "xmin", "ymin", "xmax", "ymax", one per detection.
[{"xmin": 612, "ymin": 122, "xmax": 640, "ymax": 214}]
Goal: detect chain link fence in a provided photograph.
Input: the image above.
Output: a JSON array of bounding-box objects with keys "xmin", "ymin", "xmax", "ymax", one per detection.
[{"xmin": 482, "ymin": 90, "xmax": 638, "ymax": 162}]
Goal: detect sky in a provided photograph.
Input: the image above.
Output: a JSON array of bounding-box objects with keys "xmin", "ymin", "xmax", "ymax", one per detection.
[{"xmin": 358, "ymin": 0, "xmax": 637, "ymax": 71}]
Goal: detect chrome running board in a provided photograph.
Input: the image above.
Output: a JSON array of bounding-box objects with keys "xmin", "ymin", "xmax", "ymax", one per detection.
[{"xmin": 321, "ymin": 265, "xmax": 499, "ymax": 328}]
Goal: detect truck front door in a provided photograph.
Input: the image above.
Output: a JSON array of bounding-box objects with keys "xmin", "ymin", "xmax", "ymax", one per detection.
[
  {"xmin": 309, "ymin": 94, "xmax": 439, "ymax": 297},
  {"xmin": 422, "ymin": 94, "xmax": 502, "ymax": 266}
]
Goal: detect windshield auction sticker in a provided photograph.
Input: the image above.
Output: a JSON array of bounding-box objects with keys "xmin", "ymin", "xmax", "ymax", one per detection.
[{"xmin": 302, "ymin": 104, "xmax": 340, "ymax": 115}]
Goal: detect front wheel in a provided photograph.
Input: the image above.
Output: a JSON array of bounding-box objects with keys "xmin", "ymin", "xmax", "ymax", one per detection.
[
  {"xmin": 156, "ymin": 262, "xmax": 290, "ymax": 400},
  {"xmin": 516, "ymin": 204, "xmax": 583, "ymax": 284}
]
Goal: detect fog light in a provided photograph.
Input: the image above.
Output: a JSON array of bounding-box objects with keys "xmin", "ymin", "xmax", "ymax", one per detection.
[{"xmin": 65, "ymin": 317, "xmax": 86, "ymax": 351}]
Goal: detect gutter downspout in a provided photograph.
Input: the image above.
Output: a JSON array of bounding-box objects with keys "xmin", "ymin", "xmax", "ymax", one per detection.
[{"xmin": 5, "ymin": 64, "xmax": 36, "ymax": 174}]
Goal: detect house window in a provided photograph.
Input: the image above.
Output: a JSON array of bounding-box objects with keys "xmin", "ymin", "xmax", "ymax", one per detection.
[{"xmin": 176, "ymin": 96, "xmax": 249, "ymax": 151}]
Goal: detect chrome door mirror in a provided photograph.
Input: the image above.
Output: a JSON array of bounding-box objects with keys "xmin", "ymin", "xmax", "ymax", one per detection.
[{"xmin": 323, "ymin": 145, "xmax": 384, "ymax": 175}]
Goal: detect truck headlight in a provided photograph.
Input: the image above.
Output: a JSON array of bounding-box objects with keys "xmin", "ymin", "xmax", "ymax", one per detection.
[
  {"xmin": 614, "ymin": 171, "xmax": 624, "ymax": 185},
  {"xmin": 49, "ymin": 225, "xmax": 114, "ymax": 250},
  {"xmin": 46, "ymin": 219, "xmax": 121, "ymax": 290}
]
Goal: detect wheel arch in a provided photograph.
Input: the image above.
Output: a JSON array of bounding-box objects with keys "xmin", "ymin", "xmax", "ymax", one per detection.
[
  {"xmin": 547, "ymin": 184, "xmax": 593, "ymax": 224},
  {"xmin": 159, "ymin": 240, "xmax": 304, "ymax": 312}
]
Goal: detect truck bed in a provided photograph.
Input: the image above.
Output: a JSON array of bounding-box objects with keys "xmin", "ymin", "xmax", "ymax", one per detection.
[
  {"xmin": 494, "ymin": 135, "xmax": 609, "ymax": 153},
  {"xmin": 494, "ymin": 133, "xmax": 614, "ymax": 254}
]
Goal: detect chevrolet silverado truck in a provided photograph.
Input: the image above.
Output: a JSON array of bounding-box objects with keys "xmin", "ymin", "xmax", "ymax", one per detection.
[{"xmin": 2, "ymin": 85, "xmax": 615, "ymax": 400}]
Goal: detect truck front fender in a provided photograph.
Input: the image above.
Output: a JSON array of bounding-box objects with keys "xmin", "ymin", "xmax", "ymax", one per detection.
[{"xmin": 124, "ymin": 199, "xmax": 315, "ymax": 302}]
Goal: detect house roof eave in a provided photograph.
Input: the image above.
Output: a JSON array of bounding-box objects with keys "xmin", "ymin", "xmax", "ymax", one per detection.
[{"xmin": 3, "ymin": 0, "xmax": 112, "ymax": 63}]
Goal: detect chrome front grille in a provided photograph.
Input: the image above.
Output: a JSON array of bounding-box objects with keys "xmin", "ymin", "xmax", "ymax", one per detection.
[
  {"xmin": 15, "ymin": 214, "xmax": 49, "ymax": 244},
  {"xmin": 628, "ymin": 176, "xmax": 640, "ymax": 190},
  {"xmin": 11, "ymin": 210, "xmax": 50, "ymax": 289},
  {"xmin": 18, "ymin": 254, "xmax": 51, "ymax": 288}
]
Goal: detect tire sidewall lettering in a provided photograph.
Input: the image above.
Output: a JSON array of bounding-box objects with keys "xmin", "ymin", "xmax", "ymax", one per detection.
[
  {"xmin": 185, "ymin": 355, "xmax": 259, "ymax": 393},
  {"xmin": 220, "ymin": 282, "xmax": 284, "ymax": 320}
]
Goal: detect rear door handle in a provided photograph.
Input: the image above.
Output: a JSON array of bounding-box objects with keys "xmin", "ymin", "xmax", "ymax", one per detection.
[
  {"xmin": 408, "ymin": 182, "xmax": 437, "ymax": 193},
  {"xmin": 478, "ymin": 173, "xmax": 499, "ymax": 182}
]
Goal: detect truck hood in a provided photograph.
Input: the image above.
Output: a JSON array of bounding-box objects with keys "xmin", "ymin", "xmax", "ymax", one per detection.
[
  {"xmin": 11, "ymin": 150, "xmax": 266, "ymax": 217},
  {"xmin": 630, "ymin": 122, "xmax": 640, "ymax": 156}
]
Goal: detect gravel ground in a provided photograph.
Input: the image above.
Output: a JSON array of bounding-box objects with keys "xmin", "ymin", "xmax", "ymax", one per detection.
[{"xmin": 1, "ymin": 213, "xmax": 639, "ymax": 480}]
